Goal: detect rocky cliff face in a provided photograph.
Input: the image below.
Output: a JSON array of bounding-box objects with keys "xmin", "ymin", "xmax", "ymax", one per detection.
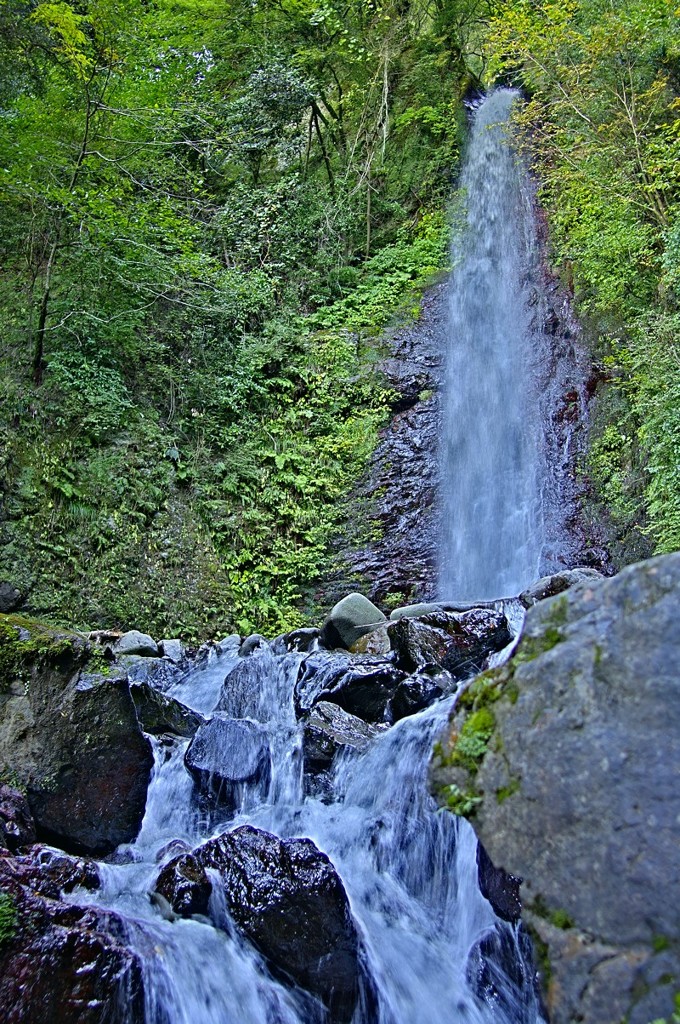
[{"xmin": 432, "ymin": 553, "xmax": 680, "ymax": 1024}]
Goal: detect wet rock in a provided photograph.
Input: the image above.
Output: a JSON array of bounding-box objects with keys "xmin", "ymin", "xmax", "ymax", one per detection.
[
  {"xmin": 0, "ymin": 784, "xmax": 36, "ymax": 851},
  {"xmin": 302, "ymin": 701, "xmax": 381, "ymax": 773},
  {"xmin": 155, "ymin": 838, "xmax": 191, "ymax": 863},
  {"xmin": 130, "ymin": 681, "xmax": 205, "ymax": 738},
  {"xmin": 390, "ymin": 608, "xmax": 511, "ymax": 679},
  {"xmin": 239, "ymin": 634, "xmax": 268, "ymax": 657},
  {"xmin": 159, "ymin": 638, "xmax": 184, "ymax": 663},
  {"xmin": 387, "ymin": 671, "xmax": 447, "ymax": 722},
  {"xmin": 319, "ymin": 593, "xmax": 386, "ymax": 650},
  {"xmin": 434, "ymin": 553, "xmax": 680, "ymax": 1024},
  {"xmin": 389, "ymin": 601, "xmax": 444, "ymax": 620},
  {"xmin": 476, "ymin": 843, "xmax": 521, "ymax": 924},
  {"xmin": 348, "ymin": 625, "xmax": 391, "ymax": 655},
  {"xmin": 519, "ymin": 567, "xmax": 605, "ymax": 607},
  {"xmin": 275, "ymin": 627, "xmax": 320, "ymax": 653},
  {"xmin": 114, "ymin": 630, "xmax": 159, "ymax": 657},
  {"xmin": 0, "ymin": 617, "xmax": 153, "ymax": 856},
  {"xmin": 5, "ymin": 844, "xmax": 100, "ymax": 897},
  {"xmin": 0, "ymin": 852, "xmax": 144, "ymax": 1024},
  {"xmin": 0, "ymin": 582, "xmax": 22, "ymax": 613},
  {"xmin": 198, "ymin": 825, "xmax": 360, "ymax": 1022},
  {"xmin": 154, "ymin": 852, "xmax": 212, "ymax": 917},
  {"xmin": 184, "ymin": 716, "xmax": 271, "ymax": 808},
  {"xmin": 296, "ymin": 650, "xmax": 408, "ymax": 723}
]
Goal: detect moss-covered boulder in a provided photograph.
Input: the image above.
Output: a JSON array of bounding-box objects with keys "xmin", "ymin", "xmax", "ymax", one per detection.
[
  {"xmin": 431, "ymin": 553, "xmax": 680, "ymax": 1024},
  {"xmin": 0, "ymin": 615, "xmax": 153, "ymax": 855}
]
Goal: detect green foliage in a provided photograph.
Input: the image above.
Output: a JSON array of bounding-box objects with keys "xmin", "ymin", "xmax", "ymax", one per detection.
[
  {"xmin": 487, "ymin": 0, "xmax": 680, "ymax": 558},
  {"xmin": 439, "ymin": 783, "xmax": 483, "ymax": 817},
  {"xmin": 0, "ymin": 0, "xmax": 474, "ymax": 638},
  {"xmin": 0, "ymin": 891, "xmax": 18, "ymax": 947}
]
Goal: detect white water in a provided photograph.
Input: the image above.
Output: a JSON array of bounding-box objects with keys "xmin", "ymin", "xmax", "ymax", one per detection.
[
  {"xmin": 440, "ymin": 90, "xmax": 547, "ymax": 601},
  {"xmin": 73, "ymin": 637, "xmax": 544, "ymax": 1024}
]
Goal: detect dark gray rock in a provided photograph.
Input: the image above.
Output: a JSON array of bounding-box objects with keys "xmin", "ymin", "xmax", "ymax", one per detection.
[
  {"xmin": 159, "ymin": 638, "xmax": 184, "ymax": 663},
  {"xmin": 238, "ymin": 634, "xmax": 268, "ymax": 657},
  {"xmin": 154, "ymin": 853, "xmax": 212, "ymax": 917},
  {"xmin": 0, "ymin": 784, "xmax": 36, "ymax": 851},
  {"xmin": 184, "ymin": 717, "xmax": 271, "ymax": 808},
  {"xmin": 302, "ymin": 701, "xmax": 381, "ymax": 773},
  {"xmin": 0, "ymin": 582, "xmax": 22, "ymax": 613},
  {"xmin": 433, "ymin": 553, "xmax": 680, "ymax": 1024},
  {"xmin": 276, "ymin": 627, "xmax": 320, "ymax": 653},
  {"xmin": 0, "ymin": 847, "xmax": 143, "ymax": 1024},
  {"xmin": 387, "ymin": 671, "xmax": 447, "ymax": 722},
  {"xmin": 130, "ymin": 682, "xmax": 204, "ymax": 738},
  {"xmin": 198, "ymin": 825, "xmax": 361, "ymax": 1022},
  {"xmin": 296, "ymin": 650, "xmax": 407, "ymax": 723},
  {"xmin": 519, "ymin": 566, "xmax": 605, "ymax": 607},
  {"xmin": 319, "ymin": 593, "xmax": 386, "ymax": 650},
  {"xmin": 114, "ymin": 630, "xmax": 159, "ymax": 657},
  {"xmin": 390, "ymin": 608, "xmax": 511, "ymax": 679},
  {"xmin": 0, "ymin": 619, "xmax": 153, "ymax": 856}
]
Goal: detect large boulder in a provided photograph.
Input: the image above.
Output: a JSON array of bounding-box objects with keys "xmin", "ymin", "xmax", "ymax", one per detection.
[
  {"xmin": 0, "ymin": 615, "xmax": 153, "ymax": 856},
  {"xmin": 198, "ymin": 825, "xmax": 361, "ymax": 1022},
  {"xmin": 432, "ymin": 554, "xmax": 680, "ymax": 1024},
  {"xmin": 130, "ymin": 681, "xmax": 204, "ymax": 738},
  {"xmin": 154, "ymin": 853, "xmax": 212, "ymax": 918},
  {"xmin": 319, "ymin": 593, "xmax": 386, "ymax": 650},
  {"xmin": 296, "ymin": 651, "xmax": 407, "ymax": 723},
  {"xmin": 0, "ymin": 846, "xmax": 143, "ymax": 1024},
  {"xmin": 389, "ymin": 608, "xmax": 511, "ymax": 678},
  {"xmin": 302, "ymin": 701, "xmax": 381, "ymax": 774},
  {"xmin": 518, "ymin": 566, "xmax": 605, "ymax": 607},
  {"xmin": 184, "ymin": 716, "xmax": 271, "ymax": 809}
]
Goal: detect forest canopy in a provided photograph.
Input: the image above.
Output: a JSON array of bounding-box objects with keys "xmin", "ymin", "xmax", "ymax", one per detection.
[{"xmin": 0, "ymin": 0, "xmax": 678, "ymax": 637}]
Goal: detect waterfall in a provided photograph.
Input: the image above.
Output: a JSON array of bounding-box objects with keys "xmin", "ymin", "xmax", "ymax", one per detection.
[
  {"xmin": 439, "ymin": 89, "xmax": 547, "ymax": 601},
  {"xmin": 75, "ymin": 638, "xmax": 545, "ymax": 1024}
]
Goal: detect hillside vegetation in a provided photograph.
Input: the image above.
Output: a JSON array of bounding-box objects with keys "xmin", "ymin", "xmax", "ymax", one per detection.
[{"xmin": 0, "ymin": 0, "xmax": 679, "ymax": 639}]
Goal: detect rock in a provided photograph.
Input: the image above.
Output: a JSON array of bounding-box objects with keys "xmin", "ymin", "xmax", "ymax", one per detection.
[
  {"xmin": 184, "ymin": 716, "xmax": 271, "ymax": 808},
  {"xmin": 296, "ymin": 650, "xmax": 408, "ymax": 723},
  {"xmin": 197, "ymin": 825, "xmax": 361, "ymax": 1022},
  {"xmin": 389, "ymin": 601, "xmax": 444, "ymax": 620},
  {"xmin": 0, "ymin": 850, "xmax": 144, "ymax": 1024},
  {"xmin": 302, "ymin": 701, "xmax": 381, "ymax": 773},
  {"xmin": 159, "ymin": 638, "xmax": 184, "ymax": 663},
  {"xmin": 348, "ymin": 625, "xmax": 391, "ymax": 655},
  {"xmin": 274, "ymin": 627, "xmax": 320, "ymax": 654},
  {"xmin": 519, "ymin": 567, "xmax": 605, "ymax": 607},
  {"xmin": 114, "ymin": 630, "xmax": 159, "ymax": 657},
  {"xmin": 0, "ymin": 784, "xmax": 36, "ymax": 851},
  {"xmin": 4, "ymin": 844, "xmax": 100, "ymax": 897},
  {"xmin": 387, "ymin": 671, "xmax": 447, "ymax": 722},
  {"xmin": 433, "ymin": 553, "xmax": 680, "ymax": 1024},
  {"xmin": 0, "ymin": 616, "xmax": 153, "ymax": 855},
  {"xmin": 130, "ymin": 681, "xmax": 205, "ymax": 738},
  {"xmin": 238, "ymin": 634, "xmax": 268, "ymax": 657},
  {"xmin": 319, "ymin": 593, "xmax": 386, "ymax": 650},
  {"xmin": 390, "ymin": 608, "xmax": 511, "ymax": 679},
  {"xmin": 0, "ymin": 583, "xmax": 22, "ymax": 613},
  {"xmin": 476, "ymin": 842, "xmax": 521, "ymax": 924},
  {"xmin": 154, "ymin": 853, "xmax": 212, "ymax": 917}
]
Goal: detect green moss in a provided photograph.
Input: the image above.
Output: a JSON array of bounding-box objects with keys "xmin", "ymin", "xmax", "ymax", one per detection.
[
  {"xmin": 514, "ymin": 596, "xmax": 569, "ymax": 664},
  {"xmin": 653, "ymin": 935, "xmax": 671, "ymax": 953},
  {"xmin": 0, "ymin": 891, "xmax": 18, "ymax": 947},
  {"xmin": 496, "ymin": 778, "xmax": 520, "ymax": 803},
  {"xmin": 448, "ymin": 706, "xmax": 496, "ymax": 773},
  {"xmin": 0, "ymin": 614, "xmax": 83, "ymax": 694}
]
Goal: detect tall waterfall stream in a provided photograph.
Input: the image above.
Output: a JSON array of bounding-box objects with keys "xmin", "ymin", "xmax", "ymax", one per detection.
[
  {"xmin": 74, "ymin": 90, "xmax": 554, "ymax": 1023},
  {"xmin": 440, "ymin": 89, "xmax": 564, "ymax": 600}
]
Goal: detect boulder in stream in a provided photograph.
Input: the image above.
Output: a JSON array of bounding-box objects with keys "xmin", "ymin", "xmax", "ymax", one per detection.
[
  {"xmin": 296, "ymin": 650, "xmax": 408, "ymax": 723},
  {"xmin": 319, "ymin": 593, "xmax": 386, "ymax": 650},
  {"xmin": 154, "ymin": 852, "xmax": 212, "ymax": 918},
  {"xmin": 130, "ymin": 681, "xmax": 205, "ymax": 738},
  {"xmin": 432, "ymin": 553, "xmax": 680, "ymax": 1024},
  {"xmin": 519, "ymin": 566, "xmax": 605, "ymax": 607},
  {"xmin": 0, "ymin": 616, "xmax": 154, "ymax": 856},
  {"xmin": 390, "ymin": 608, "xmax": 511, "ymax": 678},
  {"xmin": 198, "ymin": 824, "xmax": 361, "ymax": 1023},
  {"xmin": 0, "ymin": 844, "xmax": 143, "ymax": 1024},
  {"xmin": 184, "ymin": 716, "xmax": 271, "ymax": 808},
  {"xmin": 302, "ymin": 700, "xmax": 381, "ymax": 773}
]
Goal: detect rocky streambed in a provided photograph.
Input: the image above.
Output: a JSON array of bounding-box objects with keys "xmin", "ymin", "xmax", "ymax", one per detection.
[{"xmin": 0, "ymin": 555, "xmax": 678, "ymax": 1023}]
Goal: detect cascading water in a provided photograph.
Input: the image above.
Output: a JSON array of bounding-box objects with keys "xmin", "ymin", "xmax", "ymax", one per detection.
[
  {"xmin": 71, "ymin": 629, "xmax": 544, "ymax": 1024},
  {"xmin": 439, "ymin": 89, "xmax": 548, "ymax": 601},
  {"xmin": 57, "ymin": 90, "xmax": 554, "ymax": 1024}
]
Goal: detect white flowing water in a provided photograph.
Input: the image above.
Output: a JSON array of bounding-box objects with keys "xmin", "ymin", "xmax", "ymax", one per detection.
[
  {"xmin": 440, "ymin": 89, "xmax": 547, "ymax": 601},
  {"xmin": 75, "ymin": 637, "xmax": 544, "ymax": 1024}
]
